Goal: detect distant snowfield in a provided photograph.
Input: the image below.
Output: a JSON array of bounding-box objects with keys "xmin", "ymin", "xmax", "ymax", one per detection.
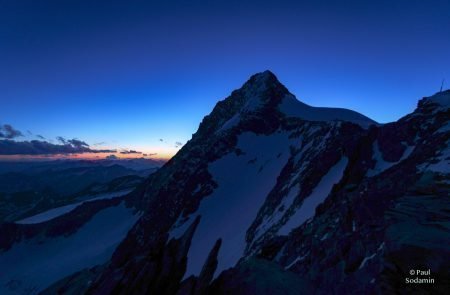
[
  {"xmin": 0, "ymin": 202, "xmax": 140, "ymax": 295},
  {"xmin": 177, "ymin": 131, "xmax": 295, "ymax": 278},
  {"xmin": 15, "ymin": 189, "xmax": 133, "ymax": 225},
  {"xmin": 278, "ymin": 157, "xmax": 348, "ymax": 235}
]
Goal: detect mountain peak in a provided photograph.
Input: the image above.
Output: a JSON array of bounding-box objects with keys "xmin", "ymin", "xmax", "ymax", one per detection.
[
  {"xmin": 193, "ymin": 71, "xmax": 288, "ymax": 138},
  {"xmin": 195, "ymin": 71, "xmax": 379, "ymax": 137},
  {"xmin": 235, "ymin": 70, "xmax": 291, "ymax": 114},
  {"xmin": 241, "ymin": 70, "xmax": 284, "ymax": 94},
  {"xmin": 248, "ymin": 70, "xmax": 277, "ymax": 82}
]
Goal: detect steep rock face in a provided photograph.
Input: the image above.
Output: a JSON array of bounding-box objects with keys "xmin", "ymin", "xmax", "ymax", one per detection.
[
  {"xmin": 48, "ymin": 73, "xmax": 448, "ymax": 294},
  {"xmin": 213, "ymin": 90, "xmax": 450, "ymax": 294},
  {"xmin": 82, "ymin": 71, "xmax": 289, "ymax": 293}
]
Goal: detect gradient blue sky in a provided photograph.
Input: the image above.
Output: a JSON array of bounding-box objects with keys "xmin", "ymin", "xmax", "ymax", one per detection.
[{"xmin": 1, "ymin": 0, "xmax": 449, "ymax": 158}]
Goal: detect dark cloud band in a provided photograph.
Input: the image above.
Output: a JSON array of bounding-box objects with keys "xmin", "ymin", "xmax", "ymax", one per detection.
[{"xmin": 0, "ymin": 139, "xmax": 116, "ymax": 155}]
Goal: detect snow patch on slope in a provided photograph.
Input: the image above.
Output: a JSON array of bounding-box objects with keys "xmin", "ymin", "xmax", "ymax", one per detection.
[
  {"xmin": 367, "ymin": 141, "xmax": 415, "ymax": 177},
  {"xmin": 169, "ymin": 212, "xmax": 193, "ymax": 240},
  {"xmin": 418, "ymin": 139, "xmax": 450, "ymax": 173},
  {"xmin": 278, "ymin": 157, "xmax": 348, "ymax": 235},
  {"xmin": 435, "ymin": 121, "xmax": 450, "ymax": 134},
  {"xmin": 181, "ymin": 131, "xmax": 294, "ymax": 278},
  {"xmin": 253, "ymin": 185, "xmax": 300, "ymax": 242},
  {"xmin": 218, "ymin": 113, "xmax": 241, "ymax": 132},
  {"xmin": 0, "ymin": 202, "xmax": 140, "ymax": 294},
  {"xmin": 284, "ymin": 253, "xmax": 308, "ymax": 270}
]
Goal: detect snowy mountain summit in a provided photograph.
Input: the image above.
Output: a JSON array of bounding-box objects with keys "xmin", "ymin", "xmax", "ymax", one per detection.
[
  {"xmin": 2, "ymin": 72, "xmax": 448, "ymax": 294},
  {"xmin": 214, "ymin": 70, "xmax": 377, "ymax": 132}
]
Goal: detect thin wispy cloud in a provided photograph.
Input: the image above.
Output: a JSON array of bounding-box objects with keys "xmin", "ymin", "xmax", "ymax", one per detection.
[
  {"xmin": 56, "ymin": 136, "xmax": 67, "ymax": 144},
  {"xmin": 120, "ymin": 149, "xmax": 142, "ymax": 154},
  {"xmin": 93, "ymin": 142, "xmax": 106, "ymax": 146},
  {"xmin": 67, "ymin": 139, "xmax": 89, "ymax": 148}
]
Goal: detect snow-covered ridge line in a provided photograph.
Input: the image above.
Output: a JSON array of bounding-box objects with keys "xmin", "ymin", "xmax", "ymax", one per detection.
[
  {"xmin": 279, "ymin": 94, "xmax": 377, "ymax": 129},
  {"xmin": 215, "ymin": 71, "xmax": 378, "ymax": 133}
]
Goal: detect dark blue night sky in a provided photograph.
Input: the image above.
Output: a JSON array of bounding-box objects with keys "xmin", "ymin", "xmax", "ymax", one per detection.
[{"xmin": 1, "ymin": 0, "xmax": 449, "ymax": 158}]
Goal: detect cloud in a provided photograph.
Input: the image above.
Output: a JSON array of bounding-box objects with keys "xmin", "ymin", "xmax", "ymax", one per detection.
[
  {"xmin": 106, "ymin": 154, "xmax": 118, "ymax": 160},
  {"xmin": 93, "ymin": 142, "xmax": 106, "ymax": 146},
  {"xmin": 67, "ymin": 139, "xmax": 89, "ymax": 148},
  {"xmin": 0, "ymin": 124, "xmax": 23, "ymax": 139},
  {"xmin": 0, "ymin": 139, "xmax": 116, "ymax": 155},
  {"xmin": 175, "ymin": 141, "xmax": 184, "ymax": 148},
  {"xmin": 159, "ymin": 138, "xmax": 164, "ymax": 142},
  {"xmin": 143, "ymin": 153, "xmax": 157, "ymax": 157},
  {"xmin": 56, "ymin": 136, "xmax": 67, "ymax": 144},
  {"xmin": 36, "ymin": 135, "xmax": 45, "ymax": 140},
  {"xmin": 120, "ymin": 149, "xmax": 142, "ymax": 154}
]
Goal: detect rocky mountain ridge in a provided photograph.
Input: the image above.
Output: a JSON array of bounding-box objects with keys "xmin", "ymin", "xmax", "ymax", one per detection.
[
  {"xmin": 2, "ymin": 71, "xmax": 447, "ymax": 294},
  {"xmin": 76, "ymin": 72, "xmax": 448, "ymax": 294}
]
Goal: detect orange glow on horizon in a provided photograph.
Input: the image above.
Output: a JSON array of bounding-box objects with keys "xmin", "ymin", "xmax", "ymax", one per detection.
[{"xmin": 0, "ymin": 142, "xmax": 184, "ymax": 162}]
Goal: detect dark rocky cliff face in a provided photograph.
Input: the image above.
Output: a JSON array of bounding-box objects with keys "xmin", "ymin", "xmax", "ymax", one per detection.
[{"xmin": 45, "ymin": 73, "xmax": 449, "ymax": 295}]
